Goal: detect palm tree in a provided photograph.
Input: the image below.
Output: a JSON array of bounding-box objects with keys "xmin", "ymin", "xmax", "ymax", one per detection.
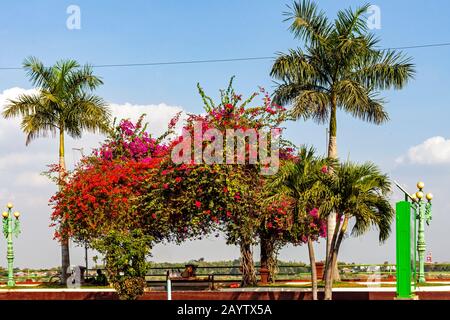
[
  {"xmin": 271, "ymin": 0, "xmax": 414, "ymax": 272},
  {"xmin": 267, "ymin": 146, "xmax": 333, "ymax": 300},
  {"xmin": 319, "ymin": 161, "xmax": 394, "ymax": 300},
  {"xmin": 2, "ymin": 57, "xmax": 111, "ymax": 283}
]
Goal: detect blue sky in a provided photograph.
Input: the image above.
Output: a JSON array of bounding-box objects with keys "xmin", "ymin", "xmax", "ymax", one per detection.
[{"xmin": 0, "ymin": 0, "xmax": 449, "ymax": 268}]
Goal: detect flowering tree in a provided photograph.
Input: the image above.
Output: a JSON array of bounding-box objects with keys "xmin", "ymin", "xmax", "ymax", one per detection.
[
  {"xmin": 49, "ymin": 116, "xmax": 173, "ymax": 243},
  {"xmin": 192, "ymin": 79, "xmax": 288, "ymax": 286},
  {"xmin": 49, "ymin": 115, "xmax": 180, "ymax": 298},
  {"xmin": 49, "ymin": 78, "xmax": 295, "ymax": 290},
  {"xmin": 258, "ymin": 196, "xmax": 294, "ymax": 283},
  {"xmin": 140, "ymin": 78, "xmax": 290, "ymax": 286}
]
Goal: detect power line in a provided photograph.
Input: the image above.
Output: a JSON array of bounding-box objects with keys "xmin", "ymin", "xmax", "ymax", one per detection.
[
  {"xmin": 0, "ymin": 57, "xmax": 274, "ymax": 70},
  {"xmin": 92, "ymin": 56, "xmax": 275, "ymax": 68},
  {"xmin": 1, "ymin": 41, "xmax": 450, "ymax": 71},
  {"xmin": 384, "ymin": 42, "xmax": 450, "ymax": 50}
]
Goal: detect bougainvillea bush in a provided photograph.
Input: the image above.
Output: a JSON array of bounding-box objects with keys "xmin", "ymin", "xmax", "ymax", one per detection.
[
  {"xmin": 49, "ymin": 77, "xmax": 297, "ymax": 291},
  {"xmin": 140, "ymin": 78, "xmax": 292, "ymax": 286},
  {"xmin": 49, "ymin": 115, "xmax": 174, "ymax": 243},
  {"xmin": 259, "ymin": 183, "xmax": 327, "ymax": 282},
  {"xmin": 49, "ymin": 115, "xmax": 180, "ymax": 298}
]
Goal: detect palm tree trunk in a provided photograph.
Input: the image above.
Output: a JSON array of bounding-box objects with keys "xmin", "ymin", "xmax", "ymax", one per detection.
[
  {"xmin": 307, "ymin": 237, "xmax": 318, "ymax": 300},
  {"xmin": 240, "ymin": 241, "xmax": 257, "ymax": 287},
  {"xmin": 324, "ymin": 215, "xmax": 348, "ymax": 300},
  {"xmin": 59, "ymin": 128, "xmax": 70, "ymax": 284},
  {"xmin": 326, "ymin": 97, "xmax": 340, "ymax": 282},
  {"xmin": 324, "ymin": 214, "xmax": 340, "ymax": 300}
]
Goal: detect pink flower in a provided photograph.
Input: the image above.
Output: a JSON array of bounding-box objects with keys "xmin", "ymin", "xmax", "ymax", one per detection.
[
  {"xmin": 321, "ymin": 165, "xmax": 328, "ymax": 173},
  {"xmin": 163, "ymin": 183, "xmax": 169, "ymax": 189},
  {"xmin": 309, "ymin": 208, "xmax": 319, "ymax": 218}
]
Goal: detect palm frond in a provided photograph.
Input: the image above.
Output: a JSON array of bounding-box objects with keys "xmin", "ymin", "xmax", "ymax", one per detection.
[
  {"xmin": 353, "ymin": 50, "xmax": 416, "ymax": 90},
  {"xmin": 3, "ymin": 57, "xmax": 110, "ymax": 145},
  {"xmin": 334, "ymin": 3, "xmax": 371, "ymax": 37},
  {"xmin": 284, "ymin": 0, "xmax": 331, "ymax": 44},
  {"xmin": 23, "ymin": 56, "xmax": 54, "ymax": 89}
]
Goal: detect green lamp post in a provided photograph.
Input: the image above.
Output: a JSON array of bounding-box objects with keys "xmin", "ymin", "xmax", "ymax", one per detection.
[
  {"xmin": 410, "ymin": 182, "xmax": 433, "ymax": 284},
  {"xmin": 2, "ymin": 203, "xmax": 21, "ymax": 287}
]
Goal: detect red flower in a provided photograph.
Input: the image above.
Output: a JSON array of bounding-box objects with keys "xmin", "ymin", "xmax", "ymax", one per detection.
[
  {"xmin": 163, "ymin": 183, "xmax": 169, "ymax": 189},
  {"xmin": 175, "ymin": 177, "xmax": 182, "ymax": 183},
  {"xmin": 195, "ymin": 201, "xmax": 202, "ymax": 208},
  {"xmin": 321, "ymin": 165, "xmax": 328, "ymax": 174}
]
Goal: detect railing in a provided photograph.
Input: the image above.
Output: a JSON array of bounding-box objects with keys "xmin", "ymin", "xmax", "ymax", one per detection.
[{"xmin": 2, "ymin": 263, "xmax": 450, "ymax": 284}]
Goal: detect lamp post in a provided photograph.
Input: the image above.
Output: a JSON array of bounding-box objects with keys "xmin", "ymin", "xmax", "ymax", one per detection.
[
  {"xmin": 411, "ymin": 182, "xmax": 433, "ymax": 284},
  {"xmin": 2, "ymin": 203, "xmax": 21, "ymax": 287}
]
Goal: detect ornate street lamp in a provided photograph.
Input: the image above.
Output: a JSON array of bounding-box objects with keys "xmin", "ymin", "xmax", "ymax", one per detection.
[
  {"xmin": 2, "ymin": 203, "xmax": 21, "ymax": 287},
  {"xmin": 411, "ymin": 182, "xmax": 433, "ymax": 283}
]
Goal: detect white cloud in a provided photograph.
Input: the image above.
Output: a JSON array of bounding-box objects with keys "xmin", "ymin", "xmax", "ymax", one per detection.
[
  {"xmin": 0, "ymin": 152, "xmax": 53, "ymax": 170},
  {"xmin": 0, "ymin": 87, "xmax": 38, "ymax": 138},
  {"xmin": 0, "ymin": 87, "xmax": 38, "ymax": 106},
  {"xmin": 0, "ymin": 88, "xmax": 185, "ymax": 140},
  {"xmin": 14, "ymin": 171, "xmax": 52, "ymax": 187},
  {"xmin": 108, "ymin": 102, "xmax": 186, "ymax": 137},
  {"xmin": 396, "ymin": 136, "xmax": 450, "ymax": 165}
]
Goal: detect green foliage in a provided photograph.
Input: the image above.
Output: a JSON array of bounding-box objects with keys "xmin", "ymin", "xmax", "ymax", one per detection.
[
  {"xmin": 93, "ymin": 229, "xmax": 152, "ymax": 300},
  {"xmin": 320, "ymin": 161, "xmax": 394, "ymax": 242}
]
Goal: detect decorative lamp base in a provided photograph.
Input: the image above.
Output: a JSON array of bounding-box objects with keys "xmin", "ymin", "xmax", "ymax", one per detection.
[{"xmin": 395, "ymin": 295, "xmax": 419, "ymax": 300}]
